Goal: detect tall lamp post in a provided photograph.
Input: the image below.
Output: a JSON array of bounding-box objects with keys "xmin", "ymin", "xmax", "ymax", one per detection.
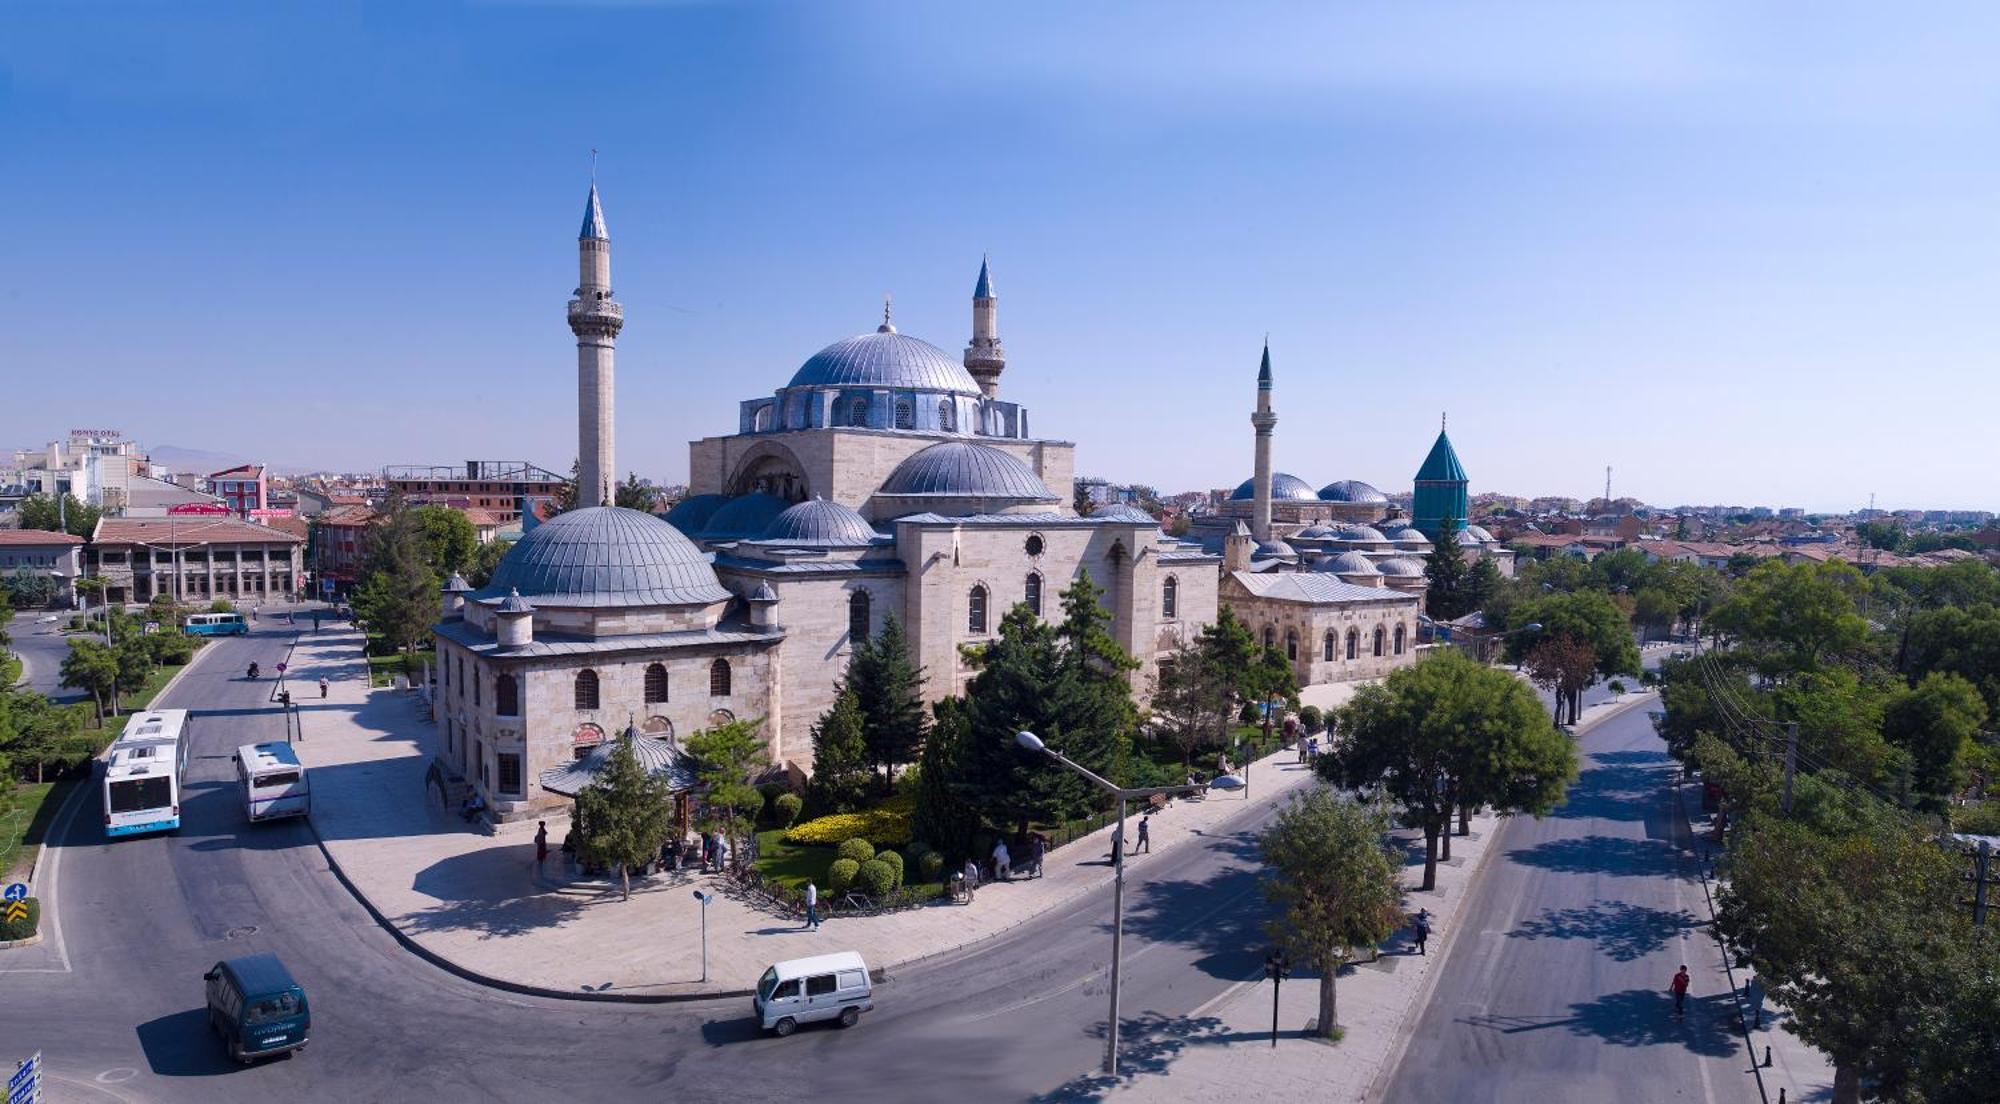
[
  {"xmin": 1015, "ymin": 730, "xmax": 1203, "ymax": 1077},
  {"xmin": 692, "ymin": 890, "xmax": 713, "ymax": 984}
]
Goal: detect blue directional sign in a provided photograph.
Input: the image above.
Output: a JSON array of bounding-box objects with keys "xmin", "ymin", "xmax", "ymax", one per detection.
[
  {"xmin": 8, "ymin": 1051, "xmax": 40, "ymax": 1104},
  {"xmin": 1, "ymin": 884, "xmax": 24, "ymax": 902}
]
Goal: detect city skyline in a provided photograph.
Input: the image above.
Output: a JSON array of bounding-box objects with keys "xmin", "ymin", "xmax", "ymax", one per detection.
[{"xmin": 6, "ymin": 5, "xmax": 2000, "ymax": 512}]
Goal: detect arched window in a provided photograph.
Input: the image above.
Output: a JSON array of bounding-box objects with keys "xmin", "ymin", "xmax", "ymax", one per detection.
[
  {"xmin": 1323, "ymin": 632, "xmax": 1336, "ymax": 662},
  {"xmin": 495, "ymin": 673, "xmax": 519, "ymax": 717},
  {"xmin": 1263, "ymin": 625, "xmax": 1276, "ymax": 650},
  {"xmin": 644, "ymin": 663, "xmax": 669, "ymax": 703},
  {"xmin": 709, "ymin": 659, "xmax": 732, "ymax": 697},
  {"xmin": 938, "ymin": 399, "xmax": 956, "ymax": 432},
  {"xmin": 1394, "ymin": 624, "xmax": 1407, "ymax": 655},
  {"xmin": 708, "ymin": 708, "xmax": 736, "ymax": 727},
  {"xmin": 472, "ymin": 670, "xmax": 481, "ymax": 707},
  {"xmin": 643, "ymin": 715, "xmax": 675, "ymax": 742},
  {"xmin": 1025, "ymin": 572, "xmax": 1043, "ymax": 617},
  {"xmin": 753, "ymin": 404, "xmax": 774, "ymax": 432},
  {"xmin": 572, "ymin": 723, "xmax": 604, "ymax": 760},
  {"xmin": 968, "ymin": 585, "xmax": 989, "ymax": 634},
  {"xmin": 894, "ymin": 397, "xmax": 915, "ymax": 430},
  {"xmin": 849, "ymin": 590, "xmax": 871, "ymax": 642},
  {"xmin": 1286, "ymin": 630, "xmax": 1298, "ymax": 661},
  {"xmin": 1346, "ymin": 628, "xmax": 1359, "ymax": 660},
  {"xmin": 847, "ymin": 396, "xmax": 870, "ymax": 427},
  {"xmin": 1373, "ymin": 626, "xmax": 1386, "ymax": 657},
  {"xmin": 574, "ymin": 668, "xmax": 599, "ymax": 710},
  {"xmin": 1162, "ymin": 575, "xmax": 1178, "ymax": 619}
]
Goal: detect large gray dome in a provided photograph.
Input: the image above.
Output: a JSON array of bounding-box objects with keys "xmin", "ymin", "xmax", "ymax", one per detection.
[
  {"xmin": 788, "ymin": 330, "xmax": 983, "ymax": 395},
  {"xmin": 1377, "ymin": 556, "xmax": 1427, "ymax": 577},
  {"xmin": 698, "ymin": 492, "xmax": 791, "ymax": 540},
  {"xmin": 478, "ymin": 506, "xmax": 730, "ymax": 608},
  {"xmin": 662, "ymin": 493, "xmax": 729, "ymax": 535},
  {"xmin": 1318, "ymin": 479, "xmax": 1389, "ymax": 504},
  {"xmin": 757, "ymin": 497, "xmax": 880, "ymax": 546},
  {"xmin": 1332, "ymin": 524, "xmax": 1389, "ymax": 544},
  {"xmin": 1230, "ymin": 473, "xmax": 1318, "ymax": 502},
  {"xmin": 879, "ymin": 442, "xmax": 1059, "ymax": 501}
]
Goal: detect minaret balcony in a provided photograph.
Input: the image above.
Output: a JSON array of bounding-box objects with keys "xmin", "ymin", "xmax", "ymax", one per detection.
[{"xmin": 567, "ymin": 299, "xmax": 623, "ymax": 322}]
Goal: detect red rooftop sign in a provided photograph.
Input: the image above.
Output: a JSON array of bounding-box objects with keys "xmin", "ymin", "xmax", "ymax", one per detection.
[{"xmin": 167, "ymin": 503, "xmax": 232, "ymax": 516}]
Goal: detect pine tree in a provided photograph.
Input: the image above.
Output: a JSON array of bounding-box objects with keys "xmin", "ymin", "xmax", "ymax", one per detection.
[
  {"xmin": 849, "ymin": 613, "xmax": 928, "ymax": 792},
  {"xmin": 805, "ymin": 687, "xmax": 871, "ymax": 817},
  {"xmin": 577, "ymin": 734, "xmax": 675, "ymax": 901},
  {"xmin": 912, "ymin": 697, "xmax": 983, "ymax": 863},
  {"xmin": 1425, "ymin": 521, "xmax": 1476, "ymax": 620},
  {"xmin": 351, "ymin": 497, "xmax": 442, "ymax": 656},
  {"xmin": 685, "ymin": 718, "xmax": 771, "ymax": 876}
]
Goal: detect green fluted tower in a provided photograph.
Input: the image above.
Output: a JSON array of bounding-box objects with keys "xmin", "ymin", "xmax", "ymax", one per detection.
[{"xmin": 1412, "ymin": 417, "xmax": 1469, "ymax": 541}]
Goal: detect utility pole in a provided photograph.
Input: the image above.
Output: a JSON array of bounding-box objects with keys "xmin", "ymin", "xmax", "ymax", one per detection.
[{"xmin": 1780, "ymin": 722, "xmax": 1798, "ymax": 814}]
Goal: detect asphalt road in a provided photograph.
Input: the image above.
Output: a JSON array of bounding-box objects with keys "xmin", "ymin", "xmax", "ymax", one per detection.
[
  {"xmin": 7, "ymin": 615, "xmax": 90, "ymax": 701},
  {"xmin": 1380, "ymin": 702, "xmax": 1753, "ymax": 1104},
  {"xmin": 0, "ymin": 615, "xmax": 1305, "ymax": 1103}
]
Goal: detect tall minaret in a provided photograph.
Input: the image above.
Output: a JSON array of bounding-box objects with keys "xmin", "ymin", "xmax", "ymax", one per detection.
[
  {"xmin": 1250, "ymin": 339, "xmax": 1277, "ymax": 542},
  {"xmin": 569, "ymin": 181, "xmax": 623, "ymax": 509},
  {"xmin": 964, "ymin": 255, "xmax": 1005, "ymax": 398}
]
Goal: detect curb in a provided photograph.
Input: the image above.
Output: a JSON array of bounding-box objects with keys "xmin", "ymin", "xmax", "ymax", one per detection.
[
  {"xmin": 0, "ymin": 931, "xmax": 43, "ymax": 949},
  {"xmin": 1673, "ymin": 776, "xmax": 1771, "ymax": 1104}
]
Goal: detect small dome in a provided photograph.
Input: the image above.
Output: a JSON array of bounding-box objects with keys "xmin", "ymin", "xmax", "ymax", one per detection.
[
  {"xmin": 1294, "ymin": 524, "xmax": 1336, "ymax": 539},
  {"xmin": 1253, "ymin": 539, "xmax": 1297, "ymax": 560},
  {"xmin": 757, "ymin": 497, "xmax": 879, "ymax": 546},
  {"xmin": 1091, "ymin": 503, "xmax": 1156, "ymax": 523},
  {"xmin": 878, "ymin": 441, "xmax": 1058, "ymax": 501},
  {"xmin": 1464, "ymin": 524, "xmax": 1496, "ymax": 543},
  {"xmin": 788, "ymin": 330, "xmax": 983, "ymax": 395},
  {"xmin": 1230, "ymin": 473, "xmax": 1318, "ymax": 502},
  {"xmin": 1318, "ymin": 479, "xmax": 1389, "ymax": 504},
  {"xmin": 698, "ymin": 492, "xmax": 792, "ymax": 540},
  {"xmin": 1377, "ymin": 556, "xmax": 1427, "ymax": 577},
  {"xmin": 478, "ymin": 506, "xmax": 730, "ymax": 608},
  {"xmin": 1316, "ymin": 550, "xmax": 1380, "ymax": 575},
  {"xmin": 663, "ymin": 493, "xmax": 730, "ymax": 535},
  {"xmin": 1332, "ymin": 524, "xmax": 1389, "ymax": 543}
]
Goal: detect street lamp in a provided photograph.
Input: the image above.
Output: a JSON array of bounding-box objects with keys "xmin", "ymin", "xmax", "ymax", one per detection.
[
  {"xmin": 692, "ymin": 890, "xmax": 714, "ymax": 984},
  {"xmin": 1015, "ymin": 730, "xmax": 1203, "ymax": 1077}
]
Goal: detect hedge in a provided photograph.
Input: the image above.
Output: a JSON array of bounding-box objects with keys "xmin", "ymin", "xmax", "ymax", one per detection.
[
  {"xmin": 785, "ymin": 793, "xmax": 916, "ymax": 847},
  {"xmin": 836, "ymin": 838, "xmax": 876, "ymax": 865},
  {"xmin": 0, "ymin": 897, "xmax": 39, "ymax": 942},
  {"xmin": 875, "ymin": 849, "xmax": 904, "ymax": 885},
  {"xmin": 772, "ymin": 793, "xmax": 803, "ymax": 829},
  {"xmin": 855, "ymin": 858, "xmax": 898, "ymax": 897}
]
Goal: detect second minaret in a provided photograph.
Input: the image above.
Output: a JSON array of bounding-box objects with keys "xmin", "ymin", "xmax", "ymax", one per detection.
[
  {"xmin": 570, "ymin": 182, "xmax": 624, "ymax": 508},
  {"xmin": 1251, "ymin": 340, "xmax": 1277, "ymax": 542}
]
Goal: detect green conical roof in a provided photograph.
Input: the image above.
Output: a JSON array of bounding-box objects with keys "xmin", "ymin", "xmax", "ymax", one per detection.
[{"xmin": 1415, "ymin": 429, "xmax": 1466, "ymax": 483}]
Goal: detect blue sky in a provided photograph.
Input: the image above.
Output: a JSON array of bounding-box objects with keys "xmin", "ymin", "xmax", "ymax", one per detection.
[{"xmin": 3, "ymin": 3, "xmax": 1998, "ymax": 512}]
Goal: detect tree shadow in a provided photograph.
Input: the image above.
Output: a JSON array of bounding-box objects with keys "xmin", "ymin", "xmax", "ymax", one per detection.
[
  {"xmin": 1551, "ymin": 763, "xmax": 1673, "ymax": 822},
  {"xmin": 1505, "ymin": 834, "xmax": 1689, "ymax": 879},
  {"xmin": 1031, "ymin": 1011, "xmax": 1245, "ymax": 1102},
  {"xmin": 1115, "ymin": 832, "xmax": 1275, "ymax": 981},
  {"xmin": 1457, "ymin": 990, "xmax": 1740, "ymax": 1058},
  {"xmin": 1506, "ymin": 901, "xmax": 1703, "ymax": 961},
  {"xmin": 397, "ymin": 849, "xmax": 592, "ymax": 938}
]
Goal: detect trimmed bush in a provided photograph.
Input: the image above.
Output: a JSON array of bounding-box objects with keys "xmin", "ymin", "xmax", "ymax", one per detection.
[
  {"xmin": 1608, "ymin": 680, "xmax": 1627, "ymax": 696},
  {"xmin": 0, "ymin": 897, "xmax": 38, "ymax": 942},
  {"xmin": 1298, "ymin": 705, "xmax": 1324, "ymax": 735},
  {"xmin": 783, "ymin": 792, "xmax": 916, "ymax": 847},
  {"xmin": 827, "ymin": 858, "xmax": 861, "ymax": 896},
  {"xmin": 918, "ymin": 850, "xmax": 945, "ymax": 882},
  {"xmin": 836, "ymin": 837, "xmax": 875, "ymax": 865},
  {"xmin": 1238, "ymin": 701, "xmax": 1261, "ymax": 725},
  {"xmin": 876, "ymin": 849, "xmax": 904, "ymax": 887},
  {"xmin": 772, "ymin": 793, "xmax": 803, "ymax": 829},
  {"xmin": 855, "ymin": 858, "xmax": 897, "ymax": 897}
]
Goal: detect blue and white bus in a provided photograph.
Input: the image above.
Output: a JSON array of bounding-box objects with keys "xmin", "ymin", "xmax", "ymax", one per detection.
[
  {"xmin": 184, "ymin": 612, "xmax": 248, "ymax": 636},
  {"xmin": 104, "ymin": 709, "xmax": 192, "ymax": 837}
]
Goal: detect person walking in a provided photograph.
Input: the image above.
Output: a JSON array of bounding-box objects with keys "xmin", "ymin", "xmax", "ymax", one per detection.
[
  {"xmin": 1136, "ymin": 813, "xmax": 1151, "ymax": 854},
  {"xmin": 804, "ymin": 881, "xmax": 820, "ymax": 930},
  {"xmin": 318, "ymin": 676, "xmax": 329, "ymax": 699},
  {"xmin": 534, "ymin": 821, "xmax": 549, "ymax": 870},
  {"xmin": 1413, "ymin": 908, "xmax": 1431, "ymax": 955},
  {"xmin": 963, "ymin": 858, "xmax": 980, "ymax": 903},
  {"xmin": 1031, "ymin": 834, "xmax": 1046, "ymax": 879},
  {"xmin": 1671, "ymin": 965, "xmax": 1691, "ymax": 1016},
  {"xmin": 993, "ymin": 838, "xmax": 1012, "ymax": 882}
]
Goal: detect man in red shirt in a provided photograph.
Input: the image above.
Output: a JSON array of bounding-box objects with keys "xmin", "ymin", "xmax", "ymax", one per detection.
[{"xmin": 1670, "ymin": 965, "xmax": 1691, "ymax": 1016}]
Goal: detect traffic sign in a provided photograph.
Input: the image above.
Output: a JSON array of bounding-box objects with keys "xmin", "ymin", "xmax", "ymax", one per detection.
[
  {"xmin": 276, "ymin": 662, "xmax": 288, "ymax": 675},
  {"xmin": 2, "ymin": 902, "xmax": 23, "ymax": 924},
  {"xmin": 8, "ymin": 1051, "xmax": 39, "ymax": 1104},
  {"xmin": 321, "ymin": 579, "xmax": 336, "ymax": 594},
  {"xmin": 2, "ymin": 884, "xmax": 25, "ymax": 902}
]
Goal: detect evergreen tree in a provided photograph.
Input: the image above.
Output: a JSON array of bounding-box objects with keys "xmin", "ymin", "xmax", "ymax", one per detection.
[
  {"xmin": 848, "ymin": 613, "xmax": 928, "ymax": 792},
  {"xmin": 1149, "ymin": 636, "xmax": 1234, "ymax": 768},
  {"xmin": 351, "ymin": 497, "xmax": 442, "ymax": 655},
  {"xmin": 614, "ymin": 471, "xmax": 659, "ymax": 511},
  {"xmin": 60, "ymin": 638, "xmax": 121, "ymax": 724},
  {"xmin": 576, "ymin": 735, "xmax": 675, "ymax": 901},
  {"xmin": 685, "ymin": 717, "xmax": 770, "ymax": 874},
  {"xmin": 912, "ymin": 697, "xmax": 982, "ymax": 863},
  {"xmin": 1465, "ymin": 556, "xmax": 1503, "ymax": 615},
  {"xmin": 1424, "ymin": 521, "xmax": 1476, "ymax": 620},
  {"xmin": 804, "ymin": 687, "xmax": 871, "ymax": 817}
]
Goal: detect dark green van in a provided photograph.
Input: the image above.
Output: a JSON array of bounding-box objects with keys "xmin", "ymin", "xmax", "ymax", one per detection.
[{"xmin": 204, "ymin": 953, "xmax": 310, "ymax": 1063}]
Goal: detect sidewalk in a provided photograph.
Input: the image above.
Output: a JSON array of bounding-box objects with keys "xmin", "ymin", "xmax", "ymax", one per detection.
[
  {"xmin": 278, "ymin": 626, "xmax": 1350, "ymax": 1000},
  {"xmin": 1675, "ymin": 774, "xmax": 1839, "ymax": 1103}
]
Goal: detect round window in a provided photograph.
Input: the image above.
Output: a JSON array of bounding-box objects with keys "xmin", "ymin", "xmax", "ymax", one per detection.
[{"xmin": 1025, "ymin": 534, "xmax": 1045, "ymax": 556}]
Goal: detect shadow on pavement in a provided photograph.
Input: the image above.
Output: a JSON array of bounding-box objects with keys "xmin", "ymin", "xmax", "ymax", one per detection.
[
  {"xmin": 1031, "ymin": 1012, "xmax": 1239, "ymax": 1102},
  {"xmin": 1116, "ymin": 833, "xmax": 1270, "ymax": 982},
  {"xmin": 1457, "ymin": 990, "xmax": 1740, "ymax": 1058},
  {"xmin": 399, "ymin": 850, "xmax": 591, "ymax": 938},
  {"xmin": 135, "ymin": 1008, "xmax": 243, "ymax": 1077},
  {"xmin": 1506, "ymin": 835, "xmax": 1688, "ymax": 879},
  {"xmin": 1551, "ymin": 762, "xmax": 1674, "ymax": 823},
  {"xmin": 1506, "ymin": 901, "xmax": 1703, "ymax": 962}
]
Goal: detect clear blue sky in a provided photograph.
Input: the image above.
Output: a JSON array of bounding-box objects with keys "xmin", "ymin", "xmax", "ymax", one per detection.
[{"xmin": 4, "ymin": 3, "xmax": 1997, "ymax": 513}]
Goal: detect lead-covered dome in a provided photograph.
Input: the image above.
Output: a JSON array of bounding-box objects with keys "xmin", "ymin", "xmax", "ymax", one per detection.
[
  {"xmin": 757, "ymin": 497, "xmax": 880, "ymax": 546},
  {"xmin": 1229, "ymin": 473, "xmax": 1318, "ymax": 502},
  {"xmin": 1318, "ymin": 479, "xmax": 1388, "ymax": 504},
  {"xmin": 662, "ymin": 493, "xmax": 730, "ymax": 536},
  {"xmin": 698, "ymin": 492, "xmax": 791, "ymax": 540},
  {"xmin": 879, "ymin": 441, "xmax": 1058, "ymax": 501},
  {"xmin": 1332, "ymin": 524, "xmax": 1389, "ymax": 544},
  {"xmin": 1090, "ymin": 503, "xmax": 1157, "ymax": 524},
  {"xmin": 1316, "ymin": 550, "xmax": 1381, "ymax": 575},
  {"xmin": 1377, "ymin": 556, "xmax": 1427, "ymax": 577},
  {"xmin": 478, "ymin": 506, "xmax": 730, "ymax": 608},
  {"xmin": 788, "ymin": 330, "xmax": 983, "ymax": 395}
]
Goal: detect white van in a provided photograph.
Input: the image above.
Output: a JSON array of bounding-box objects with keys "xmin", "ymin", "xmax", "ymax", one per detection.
[{"xmin": 753, "ymin": 951, "xmax": 873, "ymax": 1036}]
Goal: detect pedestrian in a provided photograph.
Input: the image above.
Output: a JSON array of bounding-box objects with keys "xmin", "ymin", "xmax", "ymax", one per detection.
[
  {"xmin": 1031, "ymin": 834, "xmax": 1046, "ymax": 879},
  {"xmin": 312, "ymin": 611, "xmax": 321, "ymax": 632},
  {"xmin": 804, "ymin": 880, "xmax": 820, "ymax": 930},
  {"xmin": 1671, "ymin": 964, "xmax": 1691, "ymax": 1016},
  {"xmin": 252, "ymin": 604, "xmax": 260, "ymax": 622},
  {"xmin": 534, "ymin": 821, "xmax": 549, "ymax": 870},
  {"xmin": 1412, "ymin": 908, "xmax": 1431, "ymax": 955},
  {"xmin": 993, "ymin": 838, "xmax": 1011, "ymax": 881},
  {"xmin": 1744, "ymin": 976, "xmax": 1764, "ymax": 1028},
  {"xmin": 318, "ymin": 675, "xmax": 329, "ymax": 699},
  {"xmin": 1136, "ymin": 813, "xmax": 1151, "ymax": 854},
  {"xmin": 963, "ymin": 858, "xmax": 980, "ymax": 903},
  {"xmin": 1297, "ymin": 736, "xmax": 1308, "ymax": 765}
]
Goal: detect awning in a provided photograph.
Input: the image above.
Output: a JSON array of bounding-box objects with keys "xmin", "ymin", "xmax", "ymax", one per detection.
[{"xmin": 539, "ymin": 727, "xmax": 698, "ymax": 797}]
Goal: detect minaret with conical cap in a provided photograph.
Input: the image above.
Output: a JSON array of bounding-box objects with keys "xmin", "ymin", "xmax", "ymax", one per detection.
[
  {"xmin": 964, "ymin": 255, "xmax": 1005, "ymax": 398},
  {"xmin": 1250, "ymin": 340, "xmax": 1277, "ymax": 542},
  {"xmin": 569, "ymin": 181, "xmax": 624, "ymax": 508}
]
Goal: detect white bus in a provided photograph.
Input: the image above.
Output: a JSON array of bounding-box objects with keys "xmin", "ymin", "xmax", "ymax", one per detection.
[
  {"xmin": 104, "ymin": 709, "xmax": 192, "ymax": 838},
  {"xmin": 234, "ymin": 742, "xmax": 310, "ymax": 822}
]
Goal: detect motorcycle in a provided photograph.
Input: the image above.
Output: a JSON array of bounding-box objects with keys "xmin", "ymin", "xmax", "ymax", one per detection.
[{"xmin": 247, "ymin": 663, "xmax": 261, "ymax": 679}]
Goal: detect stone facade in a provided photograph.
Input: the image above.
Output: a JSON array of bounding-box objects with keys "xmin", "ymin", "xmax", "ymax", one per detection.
[
  {"xmin": 87, "ymin": 517, "xmax": 304, "ymax": 605},
  {"xmin": 1221, "ymin": 571, "xmax": 1421, "ymax": 686}
]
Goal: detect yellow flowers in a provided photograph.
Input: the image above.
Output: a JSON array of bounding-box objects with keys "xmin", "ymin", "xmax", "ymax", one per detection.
[{"xmin": 783, "ymin": 794, "xmax": 917, "ymax": 847}]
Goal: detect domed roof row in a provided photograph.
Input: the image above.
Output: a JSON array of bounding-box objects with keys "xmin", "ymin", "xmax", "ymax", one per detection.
[
  {"xmin": 786, "ymin": 329, "xmax": 983, "ymax": 396},
  {"xmin": 1317, "ymin": 479, "xmax": 1389, "ymax": 504},
  {"xmin": 1229, "ymin": 474, "xmax": 1389, "ymax": 504},
  {"xmin": 479, "ymin": 506, "xmax": 732, "ymax": 608}
]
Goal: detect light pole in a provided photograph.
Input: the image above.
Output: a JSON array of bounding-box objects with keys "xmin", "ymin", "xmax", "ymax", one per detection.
[
  {"xmin": 1015, "ymin": 730, "xmax": 1203, "ymax": 1077},
  {"xmin": 692, "ymin": 890, "xmax": 713, "ymax": 983}
]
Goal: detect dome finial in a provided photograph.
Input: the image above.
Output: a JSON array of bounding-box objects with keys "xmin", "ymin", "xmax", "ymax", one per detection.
[{"xmin": 878, "ymin": 293, "xmax": 896, "ymax": 333}]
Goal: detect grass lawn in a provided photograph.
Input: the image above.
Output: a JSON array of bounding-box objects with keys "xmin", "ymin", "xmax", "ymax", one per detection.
[
  {"xmin": 0, "ymin": 776, "xmax": 79, "ymax": 883},
  {"xmin": 367, "ymin": 649, "xmax": 435, "ymax": 688},
  {"xmin": 755, "ymin": 829, "xmax": 836, "ymax": 890}
]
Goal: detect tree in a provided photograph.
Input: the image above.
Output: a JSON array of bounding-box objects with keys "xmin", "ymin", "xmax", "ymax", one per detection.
[
  {"xmin": 575, "ymin": 735, "xmax": 675, "ymax": 901},
  {"xmin": 911, "ymin": 697, "xmax": 982, "ymax": 863},
  {"xmin": 1424, "ymin": 523, "xmax": 1477, "ymax": 620},
  {"xmin": 1632, "ymin": 586, "xmax": 1678, "ymax": 644},
  {"xmin": 1324, "ymin": 651, "xmax": 1575, "ymax": 889},
  {"xmin": 1071, "ymin": 480, "xmax": 1092, "ymax": 517},
  {"xmin": 16, "ymin": 493, "xmax": 99, "ymax": 538},
  {"xmin": 1881, "ymin": 672, "xmax": 1987, "ymax": 811},
  {"xmin": 1464, "ymin": 556, "xmax": 1503, "ymax": 616},
  {"xmin": 466, "ymin": 538, "xmax": 511, "ymax": 589},
  {"xmin": 552, "ymin": 459, "xmax": 580, "ymax": 514},
  {"xmin": 684, "ymin": 717, "xmax": 770, "ymax": 875},
  {"xmin": 60, "ymin": 638, "xmax": 121, "ymax": 724},
  {"xmin": 1259, "ymin": 789, "xmax": 1404, "ymax": 1040},
  {"xmin": 1148, "ymin": 635, "xmax": 1235, "ymax": 767},
  {"xmin": 847, "ymin": 613, "xmax": 928, "ymax": 792},
  {"xmin": 0, "ymin": 684, "xmax": 92, "ymax": 782},
  {"xmin": 1901, "ymin": 603, "xmax": 2000, "ymax": 718},
  {"xmin": 1507, "ymin": 589, "xmax": 1641, "ymax": 684},
  {"xmin": 351, "ymin": 501, "xmax": 441, "ymax": 655},
  {"xmin": 408, "ymin": 505, "xmax": 478, "ymax": 578},
  {"xmin": 614, "ymin": 472, "xmax": 660, "ymax": 512},
  {"xmin": 1522, "ymin": 633, "xmax": 1597, "ymax": 727},
  {"xmin": 3, "ymin": 567, "xmax": 60, "ymax": 609},
  {"xmin": 804, "ymin": 688, "xmax": 871, "ymax": 817},
  {"xmin": 1709, "ymin": 560, "xmax": 1869, "ymax": 674}
]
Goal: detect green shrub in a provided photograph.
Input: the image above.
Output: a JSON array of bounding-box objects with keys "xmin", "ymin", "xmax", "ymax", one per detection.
[
  {"xmin": 1952, "ymin": 801, "xmax": 2000, "ymax": 836},
  {"xmin": 772, "ymin": 792, "xmax": 803, "ymax": 829},
  {"xmin": 876, "ymin": 849, "xmax": 904, "ymax": 886},
  {"xmin": 1238, "ymin": 701, "xmax": 1260, "ymax": 725},
  {"xmin": 784, "ymin": 793, "xmax": 916, "ymax": 847},
  {"xmin": 208, "ymin": 599, "xmax": 235, "ymax": 613},
  {"xmin": 1298, "ymin": 705, "xmax": 1324, "ymax": 734},
  {"xmin": 836, "ymin": 837, "xmax": 875, "ymax": 865},
  {"xmin": 1608, "ymin": 680, "xmax": 1627, "ymax": 695},
  {"xmin": 0, "ymin": 898, "xmax": 39, "ymax": 942},
  {"xmin": 918, "ymin": 850, "xmax": 945, "ymax": 881},
  {"xmin": 827, "ymin": 858, "xmax": 861, "ymax": 896},
  {"xmin": 855, "ymin": 858, "xmax": 897, "ymax": 897}
]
